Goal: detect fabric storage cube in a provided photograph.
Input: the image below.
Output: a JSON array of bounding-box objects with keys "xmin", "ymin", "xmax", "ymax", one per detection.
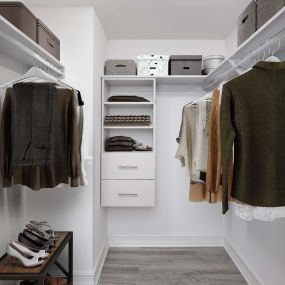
[
  {"xmin": 257, "ymin": 0, "xmax": 285, "ymax": 29},
  {"xmin": 0, "ymin": 1, "xmax": 37, "ymax": 41},
  {"xmin": 237, "ymin": 0, "xmax": 257, "ymax": 46},
  {"xmin": 37, "ymin": 19, "xmax": 60, "ymax": 60},
  {"xmin": 105, "ymin": 60, "xmax": 136, "ymax": 75},
  {"xmin": 137, "ymin": 55, "xmax": 169, "ymax": 76},
  {"xmin": 169, "ymin": 55, "xmax": 202, "ymax": 75}
]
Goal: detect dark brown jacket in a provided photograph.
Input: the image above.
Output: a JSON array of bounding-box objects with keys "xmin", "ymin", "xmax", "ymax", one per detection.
[
  {"xmin": 0, "ymin": 88, "xmax": 81, "ymax": 190},
  {"xmin": 221, "ymin": 61, "xmax": 285, "ymax": 213}
]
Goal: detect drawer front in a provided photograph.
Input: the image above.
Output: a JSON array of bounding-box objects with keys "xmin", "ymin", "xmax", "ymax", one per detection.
[
  {"xmin": 101, "ymin": 180, "xmax": 155, "ymax": 207},
  {"xmin": 101, "ymin": 153, "xmax": 155, "ymax": 179},
  {"xmin": 37, "ymin": 26, "xmax": 60, "ymax": 60}
]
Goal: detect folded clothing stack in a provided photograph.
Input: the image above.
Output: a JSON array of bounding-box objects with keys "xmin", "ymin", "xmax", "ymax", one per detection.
[
  {"xmin": 108, "ymin": 95, "xmax": 150, "ymax": 102},
  {"xmin": 105, "ymin": 136, "xmax": 136, "ymax": 151},
  {"xmin": 104, "ymin": 115, "xmax": 151, "ymax": 126},
  {"xmin": 105, "ymin": 136, "xmax": 153, "ymax": 152}
]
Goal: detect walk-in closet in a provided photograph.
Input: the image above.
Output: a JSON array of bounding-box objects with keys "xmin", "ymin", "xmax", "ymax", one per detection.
[{"xmin": 0, "ymin": 0, "xmax": 285, "ymax": 284}]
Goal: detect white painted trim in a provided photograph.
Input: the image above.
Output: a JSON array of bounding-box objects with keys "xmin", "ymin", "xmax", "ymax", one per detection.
[
  {"xmin": 94, "ymin": 244, "xmax": 109, "ymax": 285},
  {"xmin": 224, "ymin": 238, "xmax": 262, "ymax": 285},
  {"xmin": 108, "ymin": 234, "xmax": 224, "ymax": 247},
  {"xmin": 73, "ymin": 270, "xmax": 96, "ymax": 285}
]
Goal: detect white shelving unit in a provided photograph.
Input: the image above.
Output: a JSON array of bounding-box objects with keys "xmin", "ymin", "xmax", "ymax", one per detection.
[
  {"xmin": 102, "ymin": 7, "xmax": 285, "ymax": 92},
  {"xmin": 101, "ymin": 77, "xmax": 156, "ymax": 207},
  {"xmin": 0, "ymin": 15, "xmax": 64, "ymax": 78},
  {"xmin": 100, "ymin": 7, "xmax": 285, "ymax": 208}
]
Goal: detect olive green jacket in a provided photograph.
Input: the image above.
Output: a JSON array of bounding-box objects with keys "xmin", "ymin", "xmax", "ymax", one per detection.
[{"xmin": 221, "ymin": 61, "xmax": 285, "ymax": 213}]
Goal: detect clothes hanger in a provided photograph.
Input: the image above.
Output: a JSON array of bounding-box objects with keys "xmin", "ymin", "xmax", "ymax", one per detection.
[
  {"xmin": 0, "ymin": 66, "xmax": 73, "ymax": 90},
  {"xmin": 265, "ymin": 40, "xmax": 281, "ymax": 62}
]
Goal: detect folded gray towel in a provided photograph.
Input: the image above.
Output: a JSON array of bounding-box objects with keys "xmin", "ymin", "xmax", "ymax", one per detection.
[{"xmin": 12, "ymin": 83, "xmax": 56, "ymax": 166}]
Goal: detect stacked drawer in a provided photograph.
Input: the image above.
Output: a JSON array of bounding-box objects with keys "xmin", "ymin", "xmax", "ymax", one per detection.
[{"xmin": 101, "ymin": 153, "xmax": 155, "ymax": 207}]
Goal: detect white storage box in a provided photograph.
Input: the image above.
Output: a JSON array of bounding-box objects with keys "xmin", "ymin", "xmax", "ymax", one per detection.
[{"xmin": 137, "ymin": 55, "xmax": 170, "ymax": 76}]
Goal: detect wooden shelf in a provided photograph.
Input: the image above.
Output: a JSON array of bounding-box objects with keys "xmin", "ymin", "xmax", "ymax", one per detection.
[
  {"xmin": 0, "ymin": 232, "xmax": 73, "ymax": 284},
  {"xmin": 0, "ymin": 15, "xmax": 64, "ymax": 78}
]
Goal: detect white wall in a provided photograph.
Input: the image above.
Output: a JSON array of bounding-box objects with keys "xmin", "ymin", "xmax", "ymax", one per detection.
[
  {"xmin": 106, "ymin": 40, "xmax": 225, "ymax": 245},
  {"xmin": 92, "ymin": 8, "xmax": 108, "ymax": 282},
  {"xmin": 223, "ymin": 30, "xmax": 285, "ymax": 285},
  {"xmin": 108, "ymin": 39, "xmax": 225, "ymax": 59}
]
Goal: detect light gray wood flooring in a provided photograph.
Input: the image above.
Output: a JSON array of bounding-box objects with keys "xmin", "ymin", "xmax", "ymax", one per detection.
[{"xmin": 99, "ymin": 247, "xmax": 247, "ymax": 285}]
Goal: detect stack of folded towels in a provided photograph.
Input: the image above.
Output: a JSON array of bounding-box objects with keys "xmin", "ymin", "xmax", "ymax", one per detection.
[
  {"xmin": 108, "ymin": 95, "xmax": 150, "ymax": 102},
  {"xmin": 104, "ymin": 115, "xmax": 151, "ymax": 126},
  {"xmin": 105, "ymin": 136, "xmax": 152, "ymax": 152}
]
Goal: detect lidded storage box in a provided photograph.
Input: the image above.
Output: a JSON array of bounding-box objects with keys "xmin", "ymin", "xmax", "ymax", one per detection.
[
  {"xmin": 0, "ymin": 1, "xmax": 37, "ymax": 41},
  {"xmin": 237, "ymin": 0, "xmax": 257, "ymax": 46},
  {"xmin": 169, "ymin": 55, "xmax": 202, "ymax": 75},
  {"xmin": 137, "ymin": 55, "xmax": 170, "ymax": 76},
  {"xmin": 105, "ymin": 60, "xmax": 136, "ymax": 75},
  {"xmin": 37, "ymin": 19, "xmax": 60, "ymax": 60},
  {"xmin": 257, "ymin": 0, "xmax": 285, "ymax": 29}
]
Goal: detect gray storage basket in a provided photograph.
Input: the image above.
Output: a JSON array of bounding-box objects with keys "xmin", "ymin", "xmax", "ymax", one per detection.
[
  {"xmin": 237, "ymin": 0, "xmax": 257, "ymax": 46},
  {"xmin": 257, "ymin": 0, "xmax": 285, "ymax": 29},
  {"xmin": 105, "ymin": 60, "xmax": 136, "ymax": 75},
  {"xmin": 169, "ymin": 55, "xmax": 202, "ymax": 75}
]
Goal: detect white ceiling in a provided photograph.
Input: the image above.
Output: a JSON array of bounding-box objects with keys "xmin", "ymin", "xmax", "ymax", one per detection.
[{"xmin": 26, "ymin": 0, "xmax": 251, "ymax": 40}]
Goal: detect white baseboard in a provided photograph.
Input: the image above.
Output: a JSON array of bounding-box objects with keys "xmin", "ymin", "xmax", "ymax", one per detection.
[
  {"xmin": 73, "ymin": 270, "xmax": 96, "ymax": 285},
  {"xmin": 224, "ymin": 239, "xmax": 262, "ymax": 285},
  {"xmin": 108, "ymin": 234, "xmax": 224, "ymax": 247},
  {"xmin": 94, "ymin": 243, "xmax": 109, "ymax": 285}
]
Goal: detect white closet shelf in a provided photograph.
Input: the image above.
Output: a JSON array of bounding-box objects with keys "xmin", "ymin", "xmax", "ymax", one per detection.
[
  {"xmin": 0, "ymin": 15, "xmax": 64, "ymax": 78},
  {"xmin": 103, "ymin": 7, "xmax": 285, "ymax": 91},
  {"xmin": 104, "ymin": 126, "xmax": 153, "ymax": 129},
  {"xmin": 102, "ymin": 75, "xmax": 205, "ymax": 86},
  {"xmin": 104, "ymin": 102, "xmax": 153, "ymax": 106},
  {"xmin": 203, "ymin": 7, "xmax": 285, "ymax": 90}
]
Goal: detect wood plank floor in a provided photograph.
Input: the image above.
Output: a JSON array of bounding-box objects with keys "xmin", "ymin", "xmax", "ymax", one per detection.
[{"xmin": 99, "ymin": 247, "xmax": 247, "ymax": 285}]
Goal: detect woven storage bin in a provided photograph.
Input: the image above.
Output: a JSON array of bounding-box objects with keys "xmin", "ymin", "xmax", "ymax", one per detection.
[
  {"xmin": 105, "ymin": 60, "xmax": 136, "ymax": 75},
  {"xmin": 137, "ymin": 55, "xmax": 169, "ymax": 76},
  {"xmin": 169, "ymin": 55, "xmax": 202, "ymax": 75},
  {"xmin": 257, "ymin": 0, "xmax": 285, "ymax": 29},
  {"xmin": 37, "ymin": 19, "xmax": 60, "ymax": 60},
  {"xmin": 0, "ymin": 1, "xmax": 37, "ymax": 41},
  {"xmin": 237, "ymin": 0, "xmax": 257, "ymax": 46}
]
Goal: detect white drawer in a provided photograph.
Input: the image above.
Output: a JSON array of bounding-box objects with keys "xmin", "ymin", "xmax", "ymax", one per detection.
[
  {"xmin": 101, "ymin": 180, "xmax": 155, "ymax": 207},
  {"xmin": 101, "ymin": 153, "xmax": 155, "ymax": 179}
]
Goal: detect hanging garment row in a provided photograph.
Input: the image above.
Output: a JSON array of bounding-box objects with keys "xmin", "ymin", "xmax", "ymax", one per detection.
[
  {"xmin": 176, "ymin": 60, "xmax": 285, "ymax": 222},
  {"xmin": 0, "ymin": 67, "xmax": 87, "ymax": 190}
]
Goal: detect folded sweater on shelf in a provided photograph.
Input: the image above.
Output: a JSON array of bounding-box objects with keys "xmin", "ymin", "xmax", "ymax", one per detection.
[
  {"xmin": 105, "ymin": 145, "xmax": 133, "ymax": 152},
  {"xmin": 108, "ymin": 95, "xmax": 150, "ymax": 102},
  {"xmin": 104, "ymin": 115, "xmax": 151, "ymax": 126},
  {"xmin": 106, "ymin": 136, "xmax": 137, "ymax": 143}
]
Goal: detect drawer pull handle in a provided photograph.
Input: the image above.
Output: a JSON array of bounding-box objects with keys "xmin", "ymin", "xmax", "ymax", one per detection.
[
  {"xmin": 118, "ymin": 193, "xmax": 139, "ymax": 197},
  {"xmin": 118, "ymin": 165, "xmax": 138, "ymax": 169}
]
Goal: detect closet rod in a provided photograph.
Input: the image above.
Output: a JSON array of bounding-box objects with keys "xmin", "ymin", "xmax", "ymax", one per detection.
[{"xmin": 203, "ymin": 26, "xmax": 285, "ymax": 91}]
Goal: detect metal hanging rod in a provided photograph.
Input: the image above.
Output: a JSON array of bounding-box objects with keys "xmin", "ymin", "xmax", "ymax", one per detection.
[{"xmin": 203, "ymin": 26, "xmax": 285, "ymax": 91}]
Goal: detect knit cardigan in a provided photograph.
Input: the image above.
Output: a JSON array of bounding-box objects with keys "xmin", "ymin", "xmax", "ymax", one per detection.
[{"xmin": 221, "ymin": 61, "xmax": 285, "ymax": 213}]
